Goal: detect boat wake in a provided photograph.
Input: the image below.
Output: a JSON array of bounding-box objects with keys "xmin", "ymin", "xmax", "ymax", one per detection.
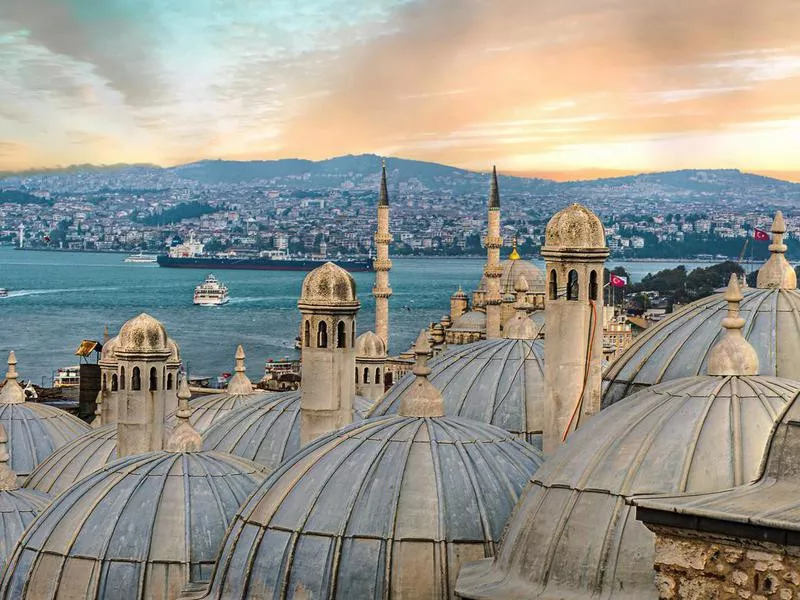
[{"xmin": 1, "ymin": 287, "xmax": 120, "ymax": 298}]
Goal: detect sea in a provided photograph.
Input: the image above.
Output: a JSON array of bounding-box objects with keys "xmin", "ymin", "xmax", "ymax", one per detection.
[{"xmin": 0, "ymin": 247, "xmax": 718, "ymax": 383}]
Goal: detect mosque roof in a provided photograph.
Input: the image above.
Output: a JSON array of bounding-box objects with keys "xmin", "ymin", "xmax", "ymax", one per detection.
[
  {"xmin": 355, "ymin": 330, "xmax": 387, "ymax": 359},
  {"xmin": 450, "ymin": 310, "xmax": 486, "ymax": 332},
  {"xmin": 478, "ymin": 258, "xmax": 545, "ymax": 296}
]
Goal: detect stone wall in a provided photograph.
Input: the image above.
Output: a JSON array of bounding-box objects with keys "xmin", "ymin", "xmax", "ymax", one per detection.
[{"xmin": 650, "ymin": 525, "xmax": 800, "ymax": 600}]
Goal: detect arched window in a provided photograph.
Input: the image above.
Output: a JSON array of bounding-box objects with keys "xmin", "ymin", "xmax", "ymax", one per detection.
[
  {"xmin": 120, "ymin": 366, "xmax": 126, "ymax": 390},
  {"xmin": 149, "ymin": 367, "xmax": 158, "ymax": 391},
  {"xmin": 337, "ymin": 321, "xmax": 346, "ymax": 348},
  {"xmin": 131, "ymin": 367, "xmax": 141, "ymax": 391},
  {"xmin": 317, "ymin": 321, "xmax": 328, "ymax": 348},
  {"xmin": 375, "ymin": 368, "xmax": 381, "ymax": 385},
  {"xmin": 304, "ymin": 320, "xmax": 311, "ymax": 347},
  {"xmin": 355, "ymin": 367, "xmax": 359, "ymax": 384},
  {"xmin": 549, "ymin": 270, "xmax": 558, "ymax": 301},
  {"xmin": 102, "ymin": 374, "xmax": 107, "ymax": 391},
  {"xmin": 385, "ymin": 372, "xmax": 393, "ymax": 387},
  {"xmin": 351, "ymin": 322, "xmax": 356, "ymax": 347},
  {"xmin": 567, "ymin": 270, "xmax": 580, "ymax": 301},
  {"xmin": 111, "ymin": 374, "xmax": 118, "ymax": 391},
  {"xmin": 590, "ymin": 270, "xmax": 598, "ymax": 301},
  {"xmin": 166, "ymin": 373, "xmax": 173, "ymax": 390},
  {"xmin": 364, "ymin": 367, "xmax": 370, "ymax": 384}
]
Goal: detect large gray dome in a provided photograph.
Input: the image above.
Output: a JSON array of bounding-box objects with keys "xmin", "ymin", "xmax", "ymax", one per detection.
[
  {"xmin": 456, "ymin": 374, "xmax": 800, "ymax": 600},
  {"xmin": 194, "ymin": 414, "xmax": 542, "ymax": 599},
  {"xmin": 0, "ymin": 402, "xmax": 90, "ymax": 480},
  {"xmin": 202, "ymin": 390, "xmax": 372, "ymax": 471},
  {"xmin": 164, "ymin": 388, "xmax": 272, "ymax": 434},
  {"xmin": 603, "ymin": 287, "xmax": 800, "ymax": 406},
  {"xmin": 24, "ymin": 424, "xmax": 117, "ymax": 496},
  {"xmin": 2, "ymin": 450, "xmax": 267, "ymax": 600},
  {"xmin": 478, "ymin": 258, "xmax": 546, "ymax": 295},
  {"xmin": 0, "ymin": 488, "xmax": 50, "ymax": 567},
  {"xmin": 369, "ymin": 338, "xmax": 545, "ymax": 445}
]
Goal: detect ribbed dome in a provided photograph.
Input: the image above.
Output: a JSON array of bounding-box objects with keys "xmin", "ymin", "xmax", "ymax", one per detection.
[
  {"xmin": 2, "ymin": 451, "xmax": 267, "ymax": 600},
  {"xmin": 355, "ymin": 330, "xmax": 387, "ymax": 358},
  {"xmin": 0, "ymin": 489, "xmax": 50, "ymax": 566},
  {"xmin": 0, "ymin": 403, "xmax": 90, "ymax": 481},
  {"xmin": 456, "ymin": 375, "xmax": 800, "ymax": 600},
  {"xmin": 299, "ymin": 261, "xmax": 358, "ymax": 306},
  {"xmin": 195, "ymin": 415, "xmax": 542, "ymax": 599},
  {"xmin": 451, "ymin": 310, "xmax": 486, "ymax": 332},
  {"xmin": 369, "ymin": 338, "xmax": 545, "ymax": 445},
  {"xmin": 202, "ymin": 391, "xmax": 373, "ymax": 471},
  {"xmin": 117, "ymin": 313, "xmax": 170, "ymax": 354},
  {"xmin": 544, "ymin": 202, "xmax": 606, "ymax": 249},
  {"xmin": 100, "ymin": 335, "xmax": 119, "ymax": 361},
  {"xmin": 24, "ymin": 425, "xmax": 118, "ymax": 496},
  {"xmin": 478, "ymin": 259, "xmax": 546, "ymax": 295},
  {"xmin": 603, "ymin": 287, "xmax": 800, "ymax": 406},
  {"xmin": 165, "ymin": 390, "xmax": 273, "ymax": 434}
]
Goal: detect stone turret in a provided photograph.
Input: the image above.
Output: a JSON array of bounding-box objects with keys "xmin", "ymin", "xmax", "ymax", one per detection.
[
  {"xmin": 298, "ymin": 262, "xmax": 360, "ymax": 444},
  {"xmin": 450, "ymin": 286, "xmax": 469, "ymax": 321},
  {"xmin": 757, "ymin": 211, "xmax": 797, "ymax": 289},
  {"xmin": 372, "ymin": 160, "xmax": 393, "ymax": 349},
  {"xmin": 541, "ymin": 203, "xmax": 608, "ymax": 454},
  {"xmin": 483, "ymin": 166, "xmax": 503, "ymax": 338},
  {"xmin": 355, "ymin": 331, "xmax": 387, "ymax": 401}
]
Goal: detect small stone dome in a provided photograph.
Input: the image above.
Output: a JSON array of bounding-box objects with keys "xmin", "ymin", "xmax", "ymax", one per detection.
[
  {"xmin": 451, "ymin": 310, "xmax": 486, "ymax": 332},
  {"xmin": 504, "ymin": 313, "xmax": 541, "ymax": 340},
  {"xmin": 3, "ymin": 450, "xmax": 267, "ymax": 599},
  {"xmin": 299, "ymin": 262, "xmax": 358, "ymax": 306},
  {"xmin": 202, "ymin": 391, "xmax": 373, "ymax": 471},
  {"xmin": 456, "ymin": 375, "xmax": 800, "ymax": 600},
  {"xmin": 451, "ymin": 287, "xmax": 468, "ymax": 300},
  {"xmin": 117, "ymin": 313, "xmax": 170, "ymax": 354},
  {"xmin": 194, "ymin": 415, "xmax": 542, "ymax": 599},
  {"xmin": 355, "ymin": 331, "xmax": 387, "ymax": 358},
  {"xmin": 25, "ymin": 424, "xmax": 117, "ymax": 497},
  {"xmin": 100, "ymin": 335, "xmax": 119, "ymax": 362},
  {"xmin": 479, "ymin": 259, "xmax": 546, "ymax": 296},
  {"xmin": 369, "ymin": 338, "xmax": 546, "ymax": 445},
  {"xmin": 167, "ymin": 338, "xmax": 180, "ymax": 362},
  {"xmin": 544, "ymin": 202, "xmax": 606, "ymax": 249}
]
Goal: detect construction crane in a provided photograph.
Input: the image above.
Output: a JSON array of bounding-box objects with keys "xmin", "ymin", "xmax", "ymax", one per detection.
[{"xmin": 737, "ymin": 238, "xmax": 750, "ymax": 264}]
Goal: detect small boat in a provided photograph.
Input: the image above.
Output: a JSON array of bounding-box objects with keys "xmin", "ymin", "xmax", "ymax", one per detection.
[
  {"xmin": 0, "ymin": 288, "xmax": 8, "ymax": 298},
  {"xmin": 193, "ymin": 274, "xmax": 229, "ymax": 306},
  {"xmin": 124, "ymin": 253, "xmax": 158, "ymax": 264},
  {"xmin": 53, "ymin": 366, "xmax": 80, "ymax": 388}
]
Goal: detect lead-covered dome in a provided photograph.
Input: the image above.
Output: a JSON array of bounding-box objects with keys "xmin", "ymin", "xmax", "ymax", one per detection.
[
  {"xmin": 478, "ymin": 259, "xmax": 546, "ymax": 295},
  {"xmin": 202, "ymin": 390, "xmax": 372, "ymax": 471},
  {"xmin": 603, "ymin": 287, "xmax": 800, "ymax": 406},
  {"xmin": 117, "ymin": 313, "xmax": 170, "ymax": 353},
  {"xmin": 369, "ymin": 338, "xmax": 545, "ymax": 445},
  {"xmin": 2, "ymin": 449, "xmax": 267, "ymax": 600},
  {"xmin": 196, "ymin": 414, "xmax": 542, "ymax": 599},
  {"xmin": 355, "ymin": 330, "xmax": 386, "ymax": 358},
  {"xmin": 456, "ymin": 374, "xmax": 800, "ymax": 600},
  {"xmin": 299, "ymin": 261, "xmax": 358, "ymax": 306},
  {"xmin": 451, "ymin": 310, "xmax": 486, "ymax": 332},
  {"xmin": 544, "ymin": 202, "xmax": 606, "ymax": 249}
]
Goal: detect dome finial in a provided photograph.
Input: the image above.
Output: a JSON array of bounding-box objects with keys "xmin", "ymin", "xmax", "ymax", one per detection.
[
  {"xmin": 505, "ymin": 275, "xmax": 541, "ymax": 340},
  {"xmin": 226, "ymin": 345, "xmax": 253, "ymax": 395},
  {"xmin": 0, "ymin": 424, "xmax": 18, "ymax": 490},
  {"xmin": 509, "ymin": 236, "xmax": 520, "ymax": 260},
  {"xmin": 398, "ymin": 331, "xmax": 445, "ymax": 418},
  {"xmin": 91, "ymin": 390, "xmax": 103, "ymax": 429},
  {"xmin": 166, "ymin": 374, "xmax": 201, "ymax": 452},
  {"xmin": 756, "ymin": 211, "xmax": 797, "ymax": 289},
  {"xmin": 707, "ymin": 273, "xmax": 759, "ymax": 376},
  {"xmin": 0, "ymin": 351, "xmax": 26, "ymax": 404}
]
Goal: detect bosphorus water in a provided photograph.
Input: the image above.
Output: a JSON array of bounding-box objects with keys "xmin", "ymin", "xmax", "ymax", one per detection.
[{"xmin": 0, "ymin": 247, "xmax": 718, "ymax": 383}]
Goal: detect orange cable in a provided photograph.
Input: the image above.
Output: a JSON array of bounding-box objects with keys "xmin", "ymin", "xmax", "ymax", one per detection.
[{"xmin": 562, "ymin": 299, "xmax": 597, "ymax": 442}]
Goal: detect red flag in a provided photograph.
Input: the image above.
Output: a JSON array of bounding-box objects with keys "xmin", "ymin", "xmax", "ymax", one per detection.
[
  {"xmin": 754, "ymin": 228, "xmax": 770, "ymax": 241},
  {"xmin": 610, "ymin": 274, "xmax": 627, "ymax": 288}
]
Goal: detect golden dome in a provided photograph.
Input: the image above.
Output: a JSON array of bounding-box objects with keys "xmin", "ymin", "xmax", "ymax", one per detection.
[
  {"xmin": 299, "ymin": 262, "xmax": 358, "ymax": 307},
  {"xmin": 544, "ymin": 203, "xmax": 606, "ymax": 249}
]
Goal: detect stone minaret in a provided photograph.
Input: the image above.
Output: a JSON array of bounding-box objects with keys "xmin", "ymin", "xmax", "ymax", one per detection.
[
  {"xmin": 542, "ymin": 204, "xmax": 609, "ymax": 454},
  {"xmin": 114, "ymin": 313, "xmax": 177, "ymax": 457},
  {"xmin": 757, "ymin": 211, "xmax": 797, "ymax": 289},
  {"xmin": 483, "ymin": 166, "xmax": 503, "ymax": 338},
  {"xmin": 373, "ymin": 160, "xmax": 393, "ymax": 350},
  {"xmin": 298, "ymin": 262, "xmax": 360, "ymax": 444}
]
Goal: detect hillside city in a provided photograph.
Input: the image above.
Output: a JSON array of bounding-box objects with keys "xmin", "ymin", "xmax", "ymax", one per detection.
[{"xmin": 1, "ymin": 156, "xmax": 798, "ymax": 260}]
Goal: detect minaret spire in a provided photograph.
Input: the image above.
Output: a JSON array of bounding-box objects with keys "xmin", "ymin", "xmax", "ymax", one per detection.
[
  {"xmin": 484, "ymin": 165, "xmax": 503, "ymax": 338},
  {"xmin": 756, "ymin": 211, "xmax": 797, "ymax": 289},
  {"xmin": 398, "ymin": 331, "xmax": 445, "ymax": 418},
  {"xmin": 373, "ymin": 159, "xmax": 393, "ymax": 349},
  {"xmin": 707, "ymin": 273, "xmax": 759, "ymax": 376}
]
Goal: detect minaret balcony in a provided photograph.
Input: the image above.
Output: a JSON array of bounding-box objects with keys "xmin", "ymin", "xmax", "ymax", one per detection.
[
  {"xmin": 373, "ymin": 258, "xmax": 393, "ymax": 271},
  {"xmin": 483, "ymin": 235, "xmax": 503, "ymax": 247},
  {"xmin": 372, "ymin": 287, "xmax": 393, "ymax": 298},
  {"xmin": 374, "ymin": 233, "xmax": 393, "ymax": 244}
]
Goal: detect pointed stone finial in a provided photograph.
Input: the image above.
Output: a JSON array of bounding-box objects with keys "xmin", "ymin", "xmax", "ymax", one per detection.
[
  {"xmin": 91, "ymin": 390, "xmax": 103, "ymax": 429},
  {"xmin": 489, "ymin": 165, "xmax": 500, "ymax": 209},
  {"xmin": 166, "ymin": 375, "xmax": 201, "ymax": 452},
  {"xmin": 398, "ymin": 331, "xmax": 445, "ymax": 418},
  {"xmin": 379, "ymin": 160, "xmax": 389, "ymax": 207},
  {"xmin": 226, "ymin": 345, "xmax": 253, "ymax": 395},
  {"xmin": 505, "ymin": 275, "xmax": 542, "ymax": 340},
  {"xmin": 0, "ymin": 352, "xmax": 25, "ymax": 404},
  {"xmin": 103, "ymin": 324, "xmax": 110, "ymax": 343},
  {"xmin": 707, "ymin": 274, "xmax": 759, "ymax": 376},
  {"xmin": 0, "ymin": 424, "xmax": 18, "ymax": 491},
  {"xmin": 756, "ymin": 211, "xmax": 797, "ymax": 290}
]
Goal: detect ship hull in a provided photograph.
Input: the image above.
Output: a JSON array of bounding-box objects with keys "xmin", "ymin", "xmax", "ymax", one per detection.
[{"xmin": 158, "ymin": 255, "xmax": 373, "ymax": 272}]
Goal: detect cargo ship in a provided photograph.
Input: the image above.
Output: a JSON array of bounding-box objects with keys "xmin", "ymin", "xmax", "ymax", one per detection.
[{"xmin": 157, "ymin": 233, "xmax": 373, "ymax": 272}]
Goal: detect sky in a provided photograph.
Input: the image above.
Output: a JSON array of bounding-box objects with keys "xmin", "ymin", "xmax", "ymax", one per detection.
[{"xmin": 1, "ymin": 0, "xmax": 799, "ymax": 180}]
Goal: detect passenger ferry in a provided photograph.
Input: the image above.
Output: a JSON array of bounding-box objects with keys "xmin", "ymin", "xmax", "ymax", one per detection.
[
  {"xmin": 53, "ymin": 366, "xmax": 80, "ymax": 388},
  {"xmin": 124, "ymin": 253, "xmax": 158, "ymax": 264},
  {"xmin": 0, "ymin": 288, "xmax": 8, "ymax": 298},
  {"xmin": 193, "ymin": 274, "xmax": 229, "ymax": 306}
]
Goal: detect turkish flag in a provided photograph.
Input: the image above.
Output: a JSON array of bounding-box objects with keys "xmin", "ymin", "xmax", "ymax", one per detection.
[
  {"xmin": 754, "ymin": 228, "xmax": 770, "ymax": 241},
  {"xmin": 610, "ymin": 274, "xmax": 627, "ymax": 288}
]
